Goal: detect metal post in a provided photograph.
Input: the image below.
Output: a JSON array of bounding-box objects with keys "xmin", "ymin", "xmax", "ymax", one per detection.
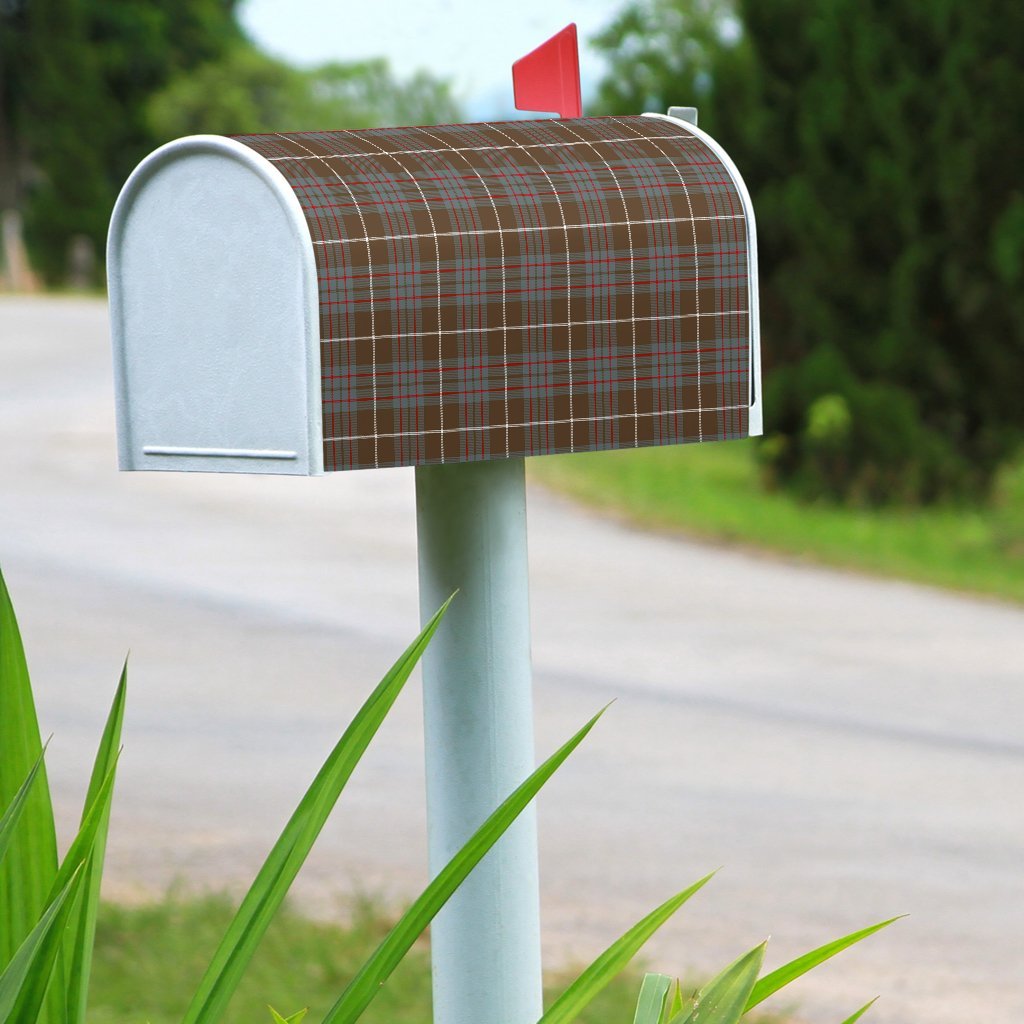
[{"xmin": 415, "ymin": 457, "xmax": 542, "ymax": 1024}]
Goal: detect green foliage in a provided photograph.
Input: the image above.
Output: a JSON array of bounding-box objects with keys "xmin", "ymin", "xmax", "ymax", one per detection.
[
  {"xmin": 145, "ymin": 44, "xmax": 312, "ymax": 140},
  {"xmin": 87, "ymin": 896, "xmax": 433, "ymax": 1024},
  {"xmin": 0, "ymin": 566, "xmax": 60, "ymax": 1019},
  {"xmin": 745, "ymin": 918, "xmax": 900, "ymax": 1012},
  {"xmin": 618, "ymin": 917, "xmax": 896, "ymax": 1024},
  {"xmin": 593, "ymin": 0, "xmax": 1024, "ymax": 504},
  {"xmin": 838, "ymin": 1000, "xmax": 878, "ymax": 1024},
  {"xmin": 631, "ymin": 973, "xmax": 671, "ymax": 1024},
  {"xmin": 181, "ymin": 596, "xmax": 453, "ymax": 1024},
  {"xmin": 0, "ymin": 0, "xmax": 462, "ymax": 286},
  {"xmin": 1, "ymin": 566, "xmax": 898, "ymax": 1022},
  {"xmin": 0, "ymin": 565, "xmax": 125, "ymax": 1024},
  {"xmin": 83, "ymin": 891, "xmax": 892, "ymax": 1024},
  {"xmin": 0, "ymin": 868, "xmax": 86, "ymax": 1023},
  {"xmin": 673, "ymin": 942, "xmax": 765, "ymax": 1023},
  {"xmin": 269, "ymin": 1008, "xmax": 308, "ymax": 1024},
  {"xmin": 0, "ymin": 570, "xmax": 626, "ymax": 1024},
  {"xmin": 65, "ymin": 664, "xmax": 126, "ymax": 1024},
  {"xmin": 146, "ymin": 45, "xmax": 464, "ymax": 141},
  {"xmin": 0, "ymin": 0, "xmax": 111, "ymax": 284},
  {"xmin": 991, "ymin": 451, "xmax": 1024, "ymax": 556},
  {"xmin": 592, "ymin": 0, "xmax": 739, "ymax": 117},
  {"xmin": 540, "ymin": 876, "xmax": 714, "ymax": 1024},
  {"xmin": 762, "ymin": 344, "xmax": 961, "ymax": 505},
  {"xmin": 0, "ymin": 751, "xmax": 45, "ymax": 876},
  {"xmin": 321, "ymin": 709, "xmax": 603, "ymax": 1024},
  {"xmin": 543, "ymin": 895, "xmax": 895, "ymax": 1024},
  {"xmin": 85, "ymin": 894, "xmax": 652, "ymax": 1024},
  {"xmin": 1, "ymin": 0, "xmax": 243, "ymax": 284}
]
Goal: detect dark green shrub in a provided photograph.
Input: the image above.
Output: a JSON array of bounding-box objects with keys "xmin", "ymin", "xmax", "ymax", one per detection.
[
  {"xmin": 594, "ymin": 0, "xmax": 1024, "ymax": 505},
  {"xmin": 991, "ymin": 453, "xmax": 1024, "ymax": 557}
]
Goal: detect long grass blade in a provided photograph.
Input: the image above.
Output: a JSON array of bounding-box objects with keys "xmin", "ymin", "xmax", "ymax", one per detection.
[
  {"xmin": 0, "ymin": 750, "xmax": 46, "ymax": 869},
  {"xmin": 66, "ymin": 663, "xmax": 127, "ymax": 1024},
  {"xmin": 321, "ymin": 709, "xmax": 606, "ymax": 1024},
  {"xmin": 539, "ymin": 873, "xmax": 714, "ymax": 1024},
  {"xmin": 633, "ymin": 973, "xmax": 671, "ymax": 1024},
  {"xmin": 12, "ymin": 763, "xmax": 118, "ymax": 1021},
  {"xmin": 0, "ymin": 568, "xmax": 59, "ymax": 1000},
  {"xmin": 50, "ymin": 763, "xmax": 118, "ymax": 904},
  {"xmin": 745, "ymin": 918, "xmax": 902, "ymax": 1012},
  {"xmin": 669, "ymin": 943, "xmax": 765, "ymax": 1024},
  {"xmin": 667, "ymin": 980, "xmax": 684, "ymax": 1020},
  {"xmin": 183, "ymin": 598, "xmax": 453, "ymax": 1024},
  {"xmin": 839, "ymin": 997, "xmax": 878, "ymax": 1023},
  {"xmin": 0, "ymin": 868, "xmax": 84, "ymax": 1024}
]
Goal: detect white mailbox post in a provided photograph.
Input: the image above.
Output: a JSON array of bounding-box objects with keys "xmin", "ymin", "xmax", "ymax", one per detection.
[{"xmin": 107, "ymin": 26, "xmax": 760, "ymax": 1024}]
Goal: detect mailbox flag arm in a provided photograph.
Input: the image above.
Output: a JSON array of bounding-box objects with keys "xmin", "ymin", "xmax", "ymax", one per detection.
[{"xmin": 512, "ymin": 23, "xmax": 583, "ymax": 118}]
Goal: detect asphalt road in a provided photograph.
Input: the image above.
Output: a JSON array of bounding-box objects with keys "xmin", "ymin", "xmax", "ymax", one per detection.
[{"xmin": 1, "ymin": 296, "xmax": 1022, "ymax": 1023}]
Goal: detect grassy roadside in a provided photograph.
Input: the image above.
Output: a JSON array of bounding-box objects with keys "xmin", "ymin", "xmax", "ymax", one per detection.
[
  {"xmin": 88, "ymin": 895, "xmax": 647, "ymax": 1024},
  {"xmin": 530, "ymin": 440, "xmax": 1024, "ymax": 604},
  {"xmin": 88, "ymin": 895, "xmax": 790, "ymax": 1024}
]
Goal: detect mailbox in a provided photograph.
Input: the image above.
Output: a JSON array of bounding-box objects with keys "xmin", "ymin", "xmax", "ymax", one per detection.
[
  {"xmin": 107, "ymin": 39, "xmax": 765, "ymax": 1024},
  {"xmin": 108, "ymin": 111, "xmax": 760, "ymax": 475}
]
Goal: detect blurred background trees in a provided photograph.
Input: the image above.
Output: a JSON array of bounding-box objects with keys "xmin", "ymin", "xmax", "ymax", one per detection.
[
  {"xmin": 0, "ymin": 0, "xmax": 462, "ymax": 286},
  {"xmin": 595, "ymin": 0, "xmax": 1024, "ymax": 504},
  {"xmin": 1, "ymin": 0, "xmax": 244, "ymax": 283},
  {"xmin": 146, "ymin": 50, "xmax": 463, "ymax": 140},
  {"xmin": 1, "ymin": 0, "xmax": 1021, "ymax": 510}
]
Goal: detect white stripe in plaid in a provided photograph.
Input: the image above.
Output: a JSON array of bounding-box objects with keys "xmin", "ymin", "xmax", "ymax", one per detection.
[{"xmin": 235, "ymin": 115, "xmax": 752, "ymax": 471}]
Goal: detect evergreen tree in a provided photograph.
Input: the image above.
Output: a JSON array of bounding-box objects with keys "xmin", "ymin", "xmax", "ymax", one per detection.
[
  {"xmin": 0, "ymin": 1, "xmax": 463, "ymax": 287},
  {"xmin": 595, "ymin": 0, "xmax": 1024, "ymax": 503},
  {"xmin": 1, "ymin": 0, "xmax": 242, "ymax": 283}
]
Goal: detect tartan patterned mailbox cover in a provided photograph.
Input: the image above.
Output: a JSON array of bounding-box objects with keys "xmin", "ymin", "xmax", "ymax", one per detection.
[{"xmin": 108, "ymin": 113, "xmax": 759, "ymax": 475}]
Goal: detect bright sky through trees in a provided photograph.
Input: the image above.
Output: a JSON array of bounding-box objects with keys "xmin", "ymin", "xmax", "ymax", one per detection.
[{"xmin": 239, "ymin": 0, "xmax": 621, "ymax": 117}]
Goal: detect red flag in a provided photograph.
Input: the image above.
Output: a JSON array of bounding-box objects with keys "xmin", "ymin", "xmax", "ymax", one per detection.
[{"xmin": 512, "ymin": 24, "xmax": 583, "ymax": 119}]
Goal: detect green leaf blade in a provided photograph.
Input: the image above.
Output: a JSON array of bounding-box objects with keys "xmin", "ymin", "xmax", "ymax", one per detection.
[
  {"xmin": 667, "ymin": 980, "xmax": 684, "ymax": 1020},
  {"xmin": 0, "ymin": 868, "xmax": 85, "ymax": 1024},
  {"xmin": 46, "ymin": 761, "xmax": 119, "ymax": 906},
  {"xmin": 840, "ymin": 997, "xmax": 878, "ymax": 1023},
  {"xmin": 322, "ymin": 708, "xmax": 606, "ymax": 1024},
  {"xmin": 269, "ymin": 1008, "xmax": 308, "ymax": 1024},
  {"xmin": 12, "ymin": 762, "xmax": 119, "ymax": 1024},
  {"xmin": 0, "ymin": 751, "xmax": 46, "ymax": 870},
  {"xmin": 183, "ymin": 598, "xmax": 453, "ymax": 1024},
  {"xmin": 66, "ymin": 663, "xmax": 127, "ymax": 1024},
  {"xmin": 633, "ymin": 973, "xmax": 672, "ymax": 1024},
  {"xmin": 539, "ymin": 873, "xmax": 714, "ymax": 1024},
  {"xmin": 745, "ymin": 918, "xmax": 902, "ymax": 1012},
  {"xmin": 671, "ymin": 943, "xmax": 765, "ymax": 1024},
  {"xmin": 0, "ymin": 567, "xmax": 60, "ymax": 1024}
]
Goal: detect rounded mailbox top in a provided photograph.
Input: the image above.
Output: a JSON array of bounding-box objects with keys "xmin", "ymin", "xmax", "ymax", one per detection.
[{"xmin": 109, "ymin": 114, "xmax": 759, "ymax": 475}]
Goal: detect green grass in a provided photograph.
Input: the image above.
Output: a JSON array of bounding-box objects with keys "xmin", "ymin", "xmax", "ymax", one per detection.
[
  {"xmin": 530, "ymin": 440, "xmax": 1024, "ymax": 604},
  {"xmin": 88, "ymin": 895, "xmax": 431, "ymax": 1024},
  {"xmin": 86, "ymin": 895, "xmax": 647, "ymax": 1024},
  {"xmin": 84, "ymin": 895, "xmax": 794, "ymax": 1024}
]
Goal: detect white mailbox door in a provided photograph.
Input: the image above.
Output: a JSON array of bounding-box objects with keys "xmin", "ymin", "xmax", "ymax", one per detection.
[{"xmin": 108, "ymin": 137, "xmax": 322, "ymax": 475}]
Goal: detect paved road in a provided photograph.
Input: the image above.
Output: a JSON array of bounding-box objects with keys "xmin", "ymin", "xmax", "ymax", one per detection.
[{"xmin": 1, "ymin": 297, "xmax": 1022, "ymax": 1023}]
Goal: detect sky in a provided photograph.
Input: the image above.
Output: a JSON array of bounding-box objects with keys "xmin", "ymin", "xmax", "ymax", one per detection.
[{"xmin": 238, "ymin": 0, "xmax": 626, "ymax": 119}]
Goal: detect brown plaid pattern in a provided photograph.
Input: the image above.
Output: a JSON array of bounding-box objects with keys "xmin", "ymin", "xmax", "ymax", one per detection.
[{"xmin": 235, "ymin": 116, "xmax": 752, "ymax": 471}]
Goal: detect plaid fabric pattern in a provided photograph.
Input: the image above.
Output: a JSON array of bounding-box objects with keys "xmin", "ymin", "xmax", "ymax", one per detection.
[{"xmin": 235, "ymin": 115, "xmax": 752, "ymax": 471}]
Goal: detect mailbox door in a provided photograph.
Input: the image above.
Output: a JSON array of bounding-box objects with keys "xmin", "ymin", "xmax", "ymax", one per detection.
[{"xmin": 108, "ymin": 137, "xmax": 322, "ymax": 475}]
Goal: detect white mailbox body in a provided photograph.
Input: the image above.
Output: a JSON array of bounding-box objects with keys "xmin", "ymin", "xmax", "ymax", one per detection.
[{"xmin": 109, "ymin": 114, "xmax": 760, "ymax": 477}]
